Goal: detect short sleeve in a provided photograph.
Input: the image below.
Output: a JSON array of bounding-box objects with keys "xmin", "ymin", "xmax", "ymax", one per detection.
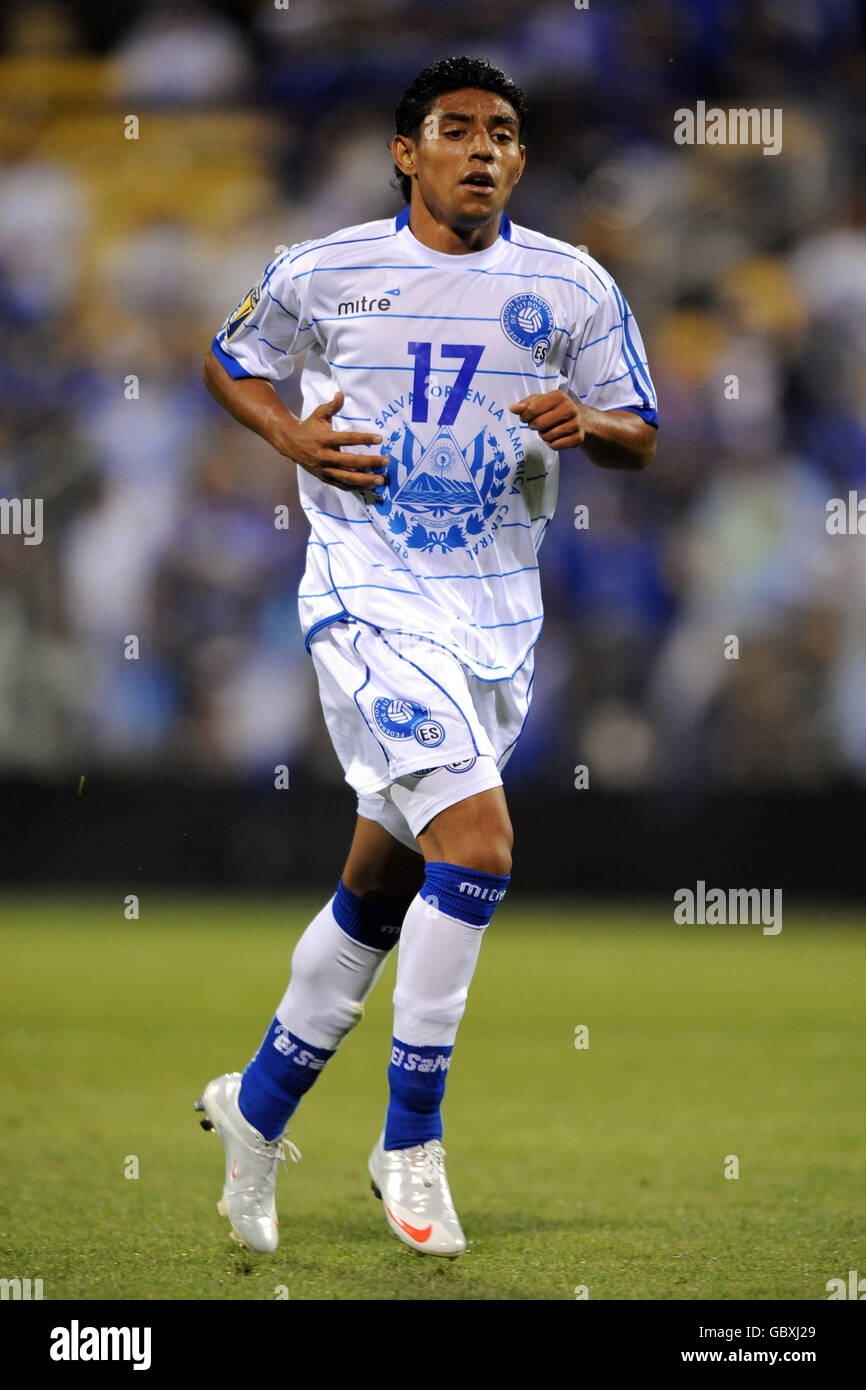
[
  {"xmin": 566, "ymin": 277, "xmax": 658, "ymax": 427},
  {"xmin": 211, "ymin": 249, "xmax": 316, "ymax": 382}
]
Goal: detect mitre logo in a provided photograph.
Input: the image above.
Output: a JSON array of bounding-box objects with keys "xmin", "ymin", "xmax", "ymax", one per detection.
[{"xmin": 337, "ymin": 293, "xmax": 393, "ymax": 314}]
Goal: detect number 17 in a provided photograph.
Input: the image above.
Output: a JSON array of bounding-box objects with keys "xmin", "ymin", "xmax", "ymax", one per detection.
[{"xmin": 409, "ymin": 341, "xmax": 484, "ymax": 426}]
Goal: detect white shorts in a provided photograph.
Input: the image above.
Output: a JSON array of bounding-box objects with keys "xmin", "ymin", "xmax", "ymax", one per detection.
[{"xmin": 309, "ymin": 617, "xmax": 534, "ymax": 851}]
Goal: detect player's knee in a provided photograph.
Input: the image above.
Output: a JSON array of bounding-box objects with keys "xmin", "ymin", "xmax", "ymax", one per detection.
[
  {"xmin": 423, "ymin": 816, "xmax": 513, "ymax": 877},
  {"xmin": 456, "ymin": 838, "xmax": 512, "ymax": 878},
  {"xmin": 436, "ymin": 821, "xmax": 513, "ymax": 878},
  {"xmin": 491, "ymin": 841, "xmax": 513, "ymax": 877},
  {"xmin": 464, "ymin": 807, "xmax": 513, "ymax": 877}
]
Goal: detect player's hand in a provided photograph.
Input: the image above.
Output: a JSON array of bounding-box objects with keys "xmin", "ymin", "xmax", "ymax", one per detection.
[
  {"xmin": 274, "ymin": 391, "xmax": 389, "ymax": 491},
  {"xmin": 509, "ymin": 390, "xmax": 586, "ymax": 450}
]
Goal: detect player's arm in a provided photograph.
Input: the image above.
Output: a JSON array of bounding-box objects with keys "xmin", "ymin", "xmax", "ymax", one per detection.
[
  {"xmin": 202, "ymin": 349, "xmax": 389, "ymax": 492},
  {"xmin": 509, "ymin": 392, "xmax": 656, "ymax": 470}
]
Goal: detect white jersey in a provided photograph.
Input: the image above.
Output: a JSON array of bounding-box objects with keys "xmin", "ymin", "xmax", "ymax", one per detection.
[{"xmin": 213, "ymin": 207, "xmax": 657, "ymax": 682}]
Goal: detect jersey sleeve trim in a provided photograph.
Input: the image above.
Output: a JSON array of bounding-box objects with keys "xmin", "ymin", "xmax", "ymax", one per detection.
[
  {"xmin": 303, "ymin": 610, "xmax": 351, "ymax": 652},
  {"xmin": 610, "ymin": 282, "xmax": 655, "ymax": 403},
  {"xmin": 619, "ymin": 404, "xmax": 659, "ymax": 427},
  {"xmin": 211, "ymin": 336, "xmax": 255, "ymax": 380}
]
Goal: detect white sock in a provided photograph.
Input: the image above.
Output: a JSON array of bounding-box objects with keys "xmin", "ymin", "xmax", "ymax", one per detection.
[
  {"xmin": 276, "ymin": 897, "xmax": 392, "ymax": 1051},
  {"xmin": 384, "ymin": 862, "xmax": 509, "ymax": 1148},
  {"xmin": 392, "ymin": 894, "xmax": 486, "ymax": 1046}
]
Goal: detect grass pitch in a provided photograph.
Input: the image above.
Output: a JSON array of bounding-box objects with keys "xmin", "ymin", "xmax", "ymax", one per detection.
[{"xmin": 1, "ymin": 895, "xmax": 863, "ymax": 1301}]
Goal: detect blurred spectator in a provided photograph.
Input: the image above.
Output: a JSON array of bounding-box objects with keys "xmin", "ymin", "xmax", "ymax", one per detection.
[
  {"xmin": 0, "ymin": 121, "xmax": 90, "ymax": 320},
  {"xmin": 110, "ymin": 3, "xmax": 253, "ymax": 106}
]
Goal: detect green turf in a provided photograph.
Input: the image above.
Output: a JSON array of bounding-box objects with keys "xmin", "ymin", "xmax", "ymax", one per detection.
[{"xmin": 1, "ymin": 895, "xmax": 864, "ymax": 1301}]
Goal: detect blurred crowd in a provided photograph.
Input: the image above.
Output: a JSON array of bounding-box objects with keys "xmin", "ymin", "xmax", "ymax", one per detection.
[{"xmin": 1, "ymin": 0, "xmax": 865, "ymax": 790}]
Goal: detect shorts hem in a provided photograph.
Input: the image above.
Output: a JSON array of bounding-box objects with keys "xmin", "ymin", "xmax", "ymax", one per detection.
[
  {"xmin": 398, "ymin": 768, "xmax": 504, "ymax": 839},
  {"xmin": 350, "ymin": 743, "xmax": 481, "ymax": 800}
]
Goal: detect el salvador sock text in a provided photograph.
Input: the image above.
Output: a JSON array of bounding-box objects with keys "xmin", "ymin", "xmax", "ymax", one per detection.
[
  {"xmin": 239, "ymin": 882, "xmax": 402, "ymax": 1140},
  {"xmin": 385, "ymin": 861, "xmax": 510, "ymax": 1150},
  {"xmin": 239, "ymin": 1020, "xmax": 333, "ymax": 1141}
]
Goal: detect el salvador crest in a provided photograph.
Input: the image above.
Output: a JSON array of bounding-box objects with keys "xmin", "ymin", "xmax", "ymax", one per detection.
[
  {"xmin": 500, "ymin": 292, "xmax": 554, "ymax": 365},
  {"xmin": 374, "ymin": 421, "xmax": 514, "ymax": 556}
]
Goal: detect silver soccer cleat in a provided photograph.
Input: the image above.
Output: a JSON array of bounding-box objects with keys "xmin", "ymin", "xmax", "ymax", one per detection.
[
  {"xmin": 368, "ymin": 1133, "xmax": 467, "ymax": 1257},
  {"xmin": 195, "ymin": 1072, "xmax": 300, "ymax": 1254}
]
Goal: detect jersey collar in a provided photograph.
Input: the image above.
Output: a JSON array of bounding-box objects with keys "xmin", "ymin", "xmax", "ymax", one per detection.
[{"xmin": 395, "ymin": 206, "xmax": 512, "ymax": 242}]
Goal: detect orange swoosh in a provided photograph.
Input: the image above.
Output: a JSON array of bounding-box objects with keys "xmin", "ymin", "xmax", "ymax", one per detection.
[{"xmin": 386, "ymin": 1205, "xmax": 432, "ymax": 1243}]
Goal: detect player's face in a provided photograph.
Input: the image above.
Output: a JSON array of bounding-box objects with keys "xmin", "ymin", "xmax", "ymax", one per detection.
[{"xmin": 399, "ymin": 88, "xmax": 525, "ymax": 230}]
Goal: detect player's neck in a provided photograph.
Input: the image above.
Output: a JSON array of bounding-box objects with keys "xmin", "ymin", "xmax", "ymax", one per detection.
[{"xmin": 406, "ymin": 199, "xmax": 502, "ymax": 255}]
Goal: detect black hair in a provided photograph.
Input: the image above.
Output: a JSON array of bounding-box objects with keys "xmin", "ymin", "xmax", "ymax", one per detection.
[{"xmin": 392, "ymin": 56, "xmax": 528, "ymax": 203}]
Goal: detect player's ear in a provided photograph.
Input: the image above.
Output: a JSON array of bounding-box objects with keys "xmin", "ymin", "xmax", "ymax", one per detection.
[
  {"xmin": 514, "ymin": 145, "xmax": 526, "ymax": 183},
  {"xmin": 392, "ymin": 133, "xmax": 416, "ymax": 179}
]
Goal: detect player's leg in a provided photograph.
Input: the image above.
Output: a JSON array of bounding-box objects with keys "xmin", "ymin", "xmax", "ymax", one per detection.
[
  {"xmin": 369, "ymin": 775, "xmax": 513, "ymax": 1256},
  {"xmin": 238, "ymin": 814, "xmax": 423, "ymax": 1138},
  {"xmin": 341, "ymin": 813, "xmax": 427, "ymax": 900},
  {"xmin": 197, "ymin": 617, "xmax": 432, "ymax": 1252},
  {"xmin": 197, "ymin": 814, "xmax": 422, "ymax": 1253},
  {"xmin": 388, "ymin": 785, "xmax": 513, "ymax": 1153},
  {"xmin": 415, "ymin": 782, "xmax": 513, "ymax": 874}
]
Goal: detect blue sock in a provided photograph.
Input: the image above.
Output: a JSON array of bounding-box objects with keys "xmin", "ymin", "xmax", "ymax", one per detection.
[
  {"xmin": 384, "ymin": 862, "xmax": 510, "ymax": 1150},
  {"xmin": 239, "ymin": 1019, "xmax": 333, "ymax": 1140},
  {"xmin": 332, "ymin": 877, "xmax": 403, "ymax": 951},
  {"xmin": 385, "ymin": 1039, "xmax": 453, "ymax": 1148}
]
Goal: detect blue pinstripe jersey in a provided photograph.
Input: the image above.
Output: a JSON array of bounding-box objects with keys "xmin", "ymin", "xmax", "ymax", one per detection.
[{"xmin": 213, "ymin": 207, "xmax": 657, "ymax": 681}]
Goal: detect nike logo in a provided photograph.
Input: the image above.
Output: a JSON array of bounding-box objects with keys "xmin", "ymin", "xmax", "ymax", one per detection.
[{"xmin": 386, "ymin": 1205, "xmax": 432, "ymax": 1243}]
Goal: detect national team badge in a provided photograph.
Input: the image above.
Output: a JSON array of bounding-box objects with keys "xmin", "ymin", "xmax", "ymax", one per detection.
[
  {"xmin": 500, "ymin": 292, "xmax": 554, "ymax": 364},
  {"xmin": 372, "ymin": 698, "xmax": 445, "ymax": 748}
]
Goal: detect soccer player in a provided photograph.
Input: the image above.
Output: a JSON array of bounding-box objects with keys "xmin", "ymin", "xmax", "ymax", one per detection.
[{"xmin": 197, "ymin": 55, "xmax": 657, "ymax": 1258}]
